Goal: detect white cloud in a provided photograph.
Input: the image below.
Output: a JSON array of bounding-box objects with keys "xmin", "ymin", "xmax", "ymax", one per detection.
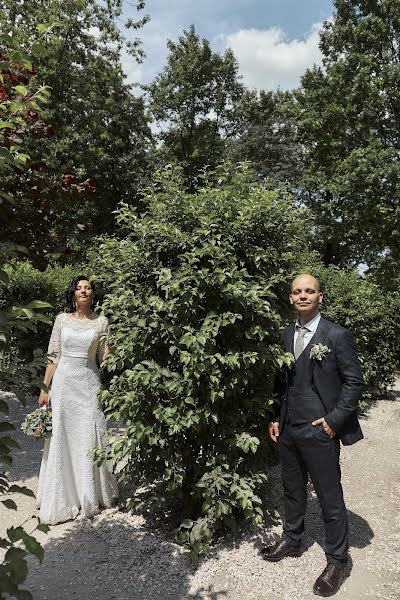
[
  {"xmin": 121, "ymin": 49, "xmax": 144, "ymax": 86},
  {"xmin": 223, "ymin": 23, "xmax": 323, "ymax": 91}
]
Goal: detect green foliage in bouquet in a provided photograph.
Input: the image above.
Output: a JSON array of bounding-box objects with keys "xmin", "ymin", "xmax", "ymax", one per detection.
[{"xmin": 95, "ymin": 163, "xmax": 309, "ymax": 557}]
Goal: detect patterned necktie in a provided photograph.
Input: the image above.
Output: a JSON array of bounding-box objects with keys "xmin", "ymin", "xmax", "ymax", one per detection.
[{"xmin": 294, "ymin": 326, "xmax": 309, "ymax": 360}]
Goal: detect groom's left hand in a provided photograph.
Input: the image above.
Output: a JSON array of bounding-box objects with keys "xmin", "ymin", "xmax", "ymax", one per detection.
[{"xmin": 312, "ymin": 417, "xmax": 336, "ymax": 438}]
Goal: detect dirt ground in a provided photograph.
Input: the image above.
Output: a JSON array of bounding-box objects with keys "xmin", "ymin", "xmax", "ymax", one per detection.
[{"xmin": 1, "ymin": 383, "xmax": 400, "ymax": 600}]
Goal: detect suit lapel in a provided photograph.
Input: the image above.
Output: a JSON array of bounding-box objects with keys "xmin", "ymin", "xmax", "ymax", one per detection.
[
  {"xmin": 309, "ymin": 316, "xmax": 330, "ymax": 372},
  {"xmin": 283, "ymin": 322, "xmax": 295, "ymax": 353},
  {"xmin": 281, "ymin": 316, "xmax": 330, "ymax": 360}
]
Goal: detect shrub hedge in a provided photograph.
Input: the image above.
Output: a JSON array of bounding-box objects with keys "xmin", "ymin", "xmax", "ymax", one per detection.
[
  {"xmin": 94, "ymin": 164, "xmax": 309, "ymax": 557},
  {"xmin": 317, "ymin": 266, "xmax": 400, "ymax": 401},
  {"xmin": 0, "ymin": 262, "xmax": 75, "ymax": 357}
]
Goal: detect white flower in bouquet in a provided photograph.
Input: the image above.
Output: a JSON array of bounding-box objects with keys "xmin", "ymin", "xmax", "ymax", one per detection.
[{"xmin": 21, "ymin": 407, "xmax": 52, "ymax": 439}]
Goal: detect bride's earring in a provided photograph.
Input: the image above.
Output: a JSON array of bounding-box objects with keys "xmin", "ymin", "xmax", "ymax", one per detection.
[{"xmin": 72, "ymin": 300, "xmax": 76, "ymax": 310}]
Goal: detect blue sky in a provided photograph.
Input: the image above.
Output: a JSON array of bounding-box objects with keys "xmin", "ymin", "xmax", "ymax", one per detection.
[{"xmin": 122, "ymin": 0, "xmax": 334, "ymax": 90}]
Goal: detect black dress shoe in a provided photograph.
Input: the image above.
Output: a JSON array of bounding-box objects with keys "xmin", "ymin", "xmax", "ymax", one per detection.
[
  {"xmin": 261, "ymin": 538, "xmax": 301, "ymax": 562},
  {"xmin": 313, "ymin": 563, "xmax": 346, "ymax": 597}
]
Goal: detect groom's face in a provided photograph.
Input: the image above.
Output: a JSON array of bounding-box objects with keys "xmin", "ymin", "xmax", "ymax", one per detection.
[{"xmin": 289, "ymin": 275, "xmax": 323, "ymax": 319}]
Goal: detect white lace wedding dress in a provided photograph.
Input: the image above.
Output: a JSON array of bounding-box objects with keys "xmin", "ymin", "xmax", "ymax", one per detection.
[{"xmin": 36, "ymin": 313, "xmax": 119, "ymax": 524}]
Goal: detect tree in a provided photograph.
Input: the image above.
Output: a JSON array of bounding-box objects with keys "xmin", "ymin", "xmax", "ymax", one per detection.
[
  {"xmin": 148, "ymin": 26, "xmax": 252, "ymax": 188},
  {"xmin": 296, "ymin": 0, "xmax": 400, "ymax": 279},
  {"xmin": 92, "ymin": 163, "xmax": 310, "ymax": 557},
  {"xmin": 0, "ymin": 34, "xmax": 60, "ymax": 599},
  {"xmin": 0, "ymin": 31, "xmax": 95, "ymax": 269},
  {"xmin": 230, "ymin": 90, "xmax": 303, "ymax": 187},
  {"xmin": 0, "ymin": 0, "xmax": 154, "ymax": 237}
]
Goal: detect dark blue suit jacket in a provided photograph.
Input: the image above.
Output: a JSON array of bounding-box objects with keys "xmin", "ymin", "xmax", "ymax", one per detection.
[{"xmin": 274, "ymin": 316, "xmax": 364, "ymax": 446}]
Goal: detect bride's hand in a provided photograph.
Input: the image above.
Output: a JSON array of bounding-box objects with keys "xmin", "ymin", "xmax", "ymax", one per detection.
[{"xmin": 38, "ymin": 391, "xmax": 48, "ymax": 408}]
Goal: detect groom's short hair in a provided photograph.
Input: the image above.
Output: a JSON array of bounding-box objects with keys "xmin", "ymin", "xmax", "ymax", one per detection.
[
  {"xmin": 314, "ymin": 275, "xmax": 322, "ymax": 292},
  {"xmin": 292, "ymin": 273, "xmax": 322, "ymax": 292}
]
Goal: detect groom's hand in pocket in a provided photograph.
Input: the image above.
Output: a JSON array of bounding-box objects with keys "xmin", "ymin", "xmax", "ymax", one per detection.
[
  {"xmin": 312, "ymin": 417, "xmax": 336, "ymax": 438},
  {"xmin": 268, "ymin": 421, "xmax": 280, "ymax": 443}
]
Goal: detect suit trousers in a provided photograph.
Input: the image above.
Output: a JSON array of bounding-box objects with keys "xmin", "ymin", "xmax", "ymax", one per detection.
[{"xmin": 279, "ymin": 419, "xmax": 348, "ymax": 568}]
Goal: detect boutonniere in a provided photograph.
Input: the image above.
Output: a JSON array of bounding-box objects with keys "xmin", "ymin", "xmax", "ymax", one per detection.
[{"xmin": 309, "ymin": 344, "xmax": 331, "ymax": 361}]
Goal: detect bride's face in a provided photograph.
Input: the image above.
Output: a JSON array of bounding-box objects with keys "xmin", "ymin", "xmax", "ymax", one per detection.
[{"xmin": 74, "ymin": 280, "xmax": 94, "ymax": 309}]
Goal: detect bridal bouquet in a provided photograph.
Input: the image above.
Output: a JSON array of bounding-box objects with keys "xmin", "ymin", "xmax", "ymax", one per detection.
[{"xmin": 21, "ymin": 406, "xmax": 52, "ymax": 439}]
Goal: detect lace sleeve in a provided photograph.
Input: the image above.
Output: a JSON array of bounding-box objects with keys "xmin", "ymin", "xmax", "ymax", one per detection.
[
  {"xmin": 47, "ymin": 313, "xmax": 64, "ymax": 364},
  {"xmin": 97, "ymin": 315, "xmax": 110, "ymax": 363}
]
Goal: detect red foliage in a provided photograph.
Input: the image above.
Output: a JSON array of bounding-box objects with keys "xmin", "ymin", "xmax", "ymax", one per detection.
[
  {"xmin": 27, "ymin": 109, "xmax": 39, "ymax": 120},
  {"xmin": 29, "ymin": 162, "xmax": 47, "ymax": 171},
  {"xmin": 0, "ymin": 45, "xmax": 95, "ymax": 268}
]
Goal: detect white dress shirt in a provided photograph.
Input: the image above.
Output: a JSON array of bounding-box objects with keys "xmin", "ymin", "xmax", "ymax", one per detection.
[{"xmin": 293, "ymin": 312, "xmax": 321, "ymax": 356}]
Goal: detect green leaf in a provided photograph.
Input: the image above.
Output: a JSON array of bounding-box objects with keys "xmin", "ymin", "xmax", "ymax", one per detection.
[
  {"xmin": 7, "ymin": 527, "xmax": 26, "ymax": 543},
  {"xmin": 31, "ymin": 42, "xmax": 47, "ymax": 57},
  {"xmin": 37, "ymin": 23, "xmax": 50, "ymax": 34},
  {"xmin": 1, "ymin": 437, "xmax": 19, "ymax": 451},
  {"xmin": 23, "ymin": 535, "xmax": 44, "ymax": 561},
  {"xmin": 10, "ymin": 49, "xmax": 33, "ymax": 70},
  {"xmin": 0, "ymin": 577, "xmax": 17, "ymax": 594},
  {"xmin": 31, "ymin": 313, "xmax": 52, "ymax": 324},
  {"xmin": 5, "ymin": 546, "xmax": 27, "ymax": 560},
  {"xmin": 9, "ymin": 557, "xmax": 29, "ymax": 585},
  {"xmin": 0, "ymin": 190, "xmax": 15, "ymax": 203},
  {"xmin": 0, "ymin": 422, "xmax": 15, "ymax": 432},
  {"xmin": 0, "ymin": 399, "xmax": 9, "ymax": 414},
  {"xmin": 0, "ymin": 269, "xmax": 10, "ymax": 285},
  {"xmin": 13, "ymin": 85, "xmax": 28, "ymax": 97},
  {"xmin": 26, "ymin": 300, "xmax": 53, "ymax": 310},
  {"xmin": 0, "ymin": 33, "xmax": 15, "ymax": 46},
  {"xmin": 8, "ymin": 485, "xmax": 35, "ymax": 498},
  {"xmin": 15, "ymin": 590, "xmax": 33, "ymax": 600},
  {"xmin": 0, "ymin": 333, "xmax": 7, "ymax": 344},
  {"xmin": 9, "ymin": 102, "xmax": 25, "ymax": 113},
  {"xmin": 181, "ymin": 519, "xmax": 193, "ymax": 529},
  {"xmin": 2, "ymin": 499, "xmax": 17, "ymax": 510},
  {"xmin": 36, "ymin": 523, "xmax": 50, "ymax": 533},
  {"xmin": 0, "ymin": 121, "xmax": 16, "ymax": 129},
  {"xmin": 0, "ymin": 146, "xmax": 15, "ymax": 162}
]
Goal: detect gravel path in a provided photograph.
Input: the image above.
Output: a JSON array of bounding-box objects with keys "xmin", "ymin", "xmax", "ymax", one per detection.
[{"xmin": 1, "ymin": 386, "xmax": 400, "ymax": 600}]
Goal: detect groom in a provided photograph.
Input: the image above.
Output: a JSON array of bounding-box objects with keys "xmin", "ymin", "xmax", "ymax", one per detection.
[{"xmin": 263, "ymin": 274, "xmax": 363, "ymax": 597}]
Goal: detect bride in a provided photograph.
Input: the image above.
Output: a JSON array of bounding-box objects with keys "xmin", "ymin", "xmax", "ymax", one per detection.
[{"xmin": 36, "ymin": 275, "xmax": 118, "ymax": 524}]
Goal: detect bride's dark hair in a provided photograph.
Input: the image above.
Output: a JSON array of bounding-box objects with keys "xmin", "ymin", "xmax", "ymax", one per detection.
[{"xmin": 65, "ymin": 275, "xmax": 96, "ymax": 312}]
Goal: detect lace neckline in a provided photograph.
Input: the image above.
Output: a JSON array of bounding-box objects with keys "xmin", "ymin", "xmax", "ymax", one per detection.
[
  {"xmin": 61, "ymin": 313, "xmax": 104, "ymax": 329},
  {"xmin": 66, "ymin": 312, "xmax": 100, "ymax": 322}
]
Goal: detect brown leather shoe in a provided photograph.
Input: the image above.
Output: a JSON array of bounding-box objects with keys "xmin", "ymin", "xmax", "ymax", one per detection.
[
  {"xmin": 261, "ymin": 538, "xmax": 301, "ymax": 562},
  {"xmin": 313, "ymin": 563, "xmax": 346, "ymax": 597}
]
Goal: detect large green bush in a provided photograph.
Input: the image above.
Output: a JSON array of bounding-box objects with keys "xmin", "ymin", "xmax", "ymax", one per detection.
[
  {"xmin": 318, "ymin": 266, "xmax": 400, "ymax": 400},
  {"xmin": 0, "ymin": 262, "xmax": 75, "ymax": 357},
  {"xmin": 94, "ymin": 164, "xmax": 309, "ymax": 556},
  {"xmin": 292, "ymin": 258, "xmax": 400, "ymax": 400}
]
